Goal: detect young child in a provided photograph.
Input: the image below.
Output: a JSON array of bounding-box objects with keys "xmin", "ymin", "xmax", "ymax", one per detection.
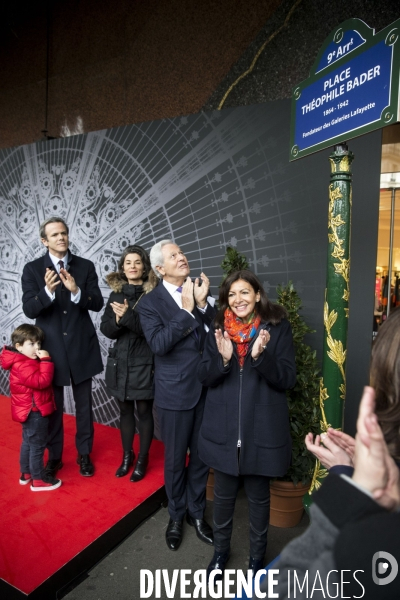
[{"xmin": 0, "ymin": 324, "xmax": 62, "ymax": 491}]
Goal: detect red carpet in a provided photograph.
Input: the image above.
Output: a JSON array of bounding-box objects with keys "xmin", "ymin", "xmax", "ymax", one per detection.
[{"xmin": 0, "ymin": 396, "xmax": 165, "ymax": 597}]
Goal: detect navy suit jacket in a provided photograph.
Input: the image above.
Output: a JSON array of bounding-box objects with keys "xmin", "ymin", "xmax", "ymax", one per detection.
[
  {"xmin": 136, "ymin": 282, "xmax": 216, "ymax": 411},
  {"xmin": 21, "ymin": 250, "xmax": 104, "ymax": 387}
]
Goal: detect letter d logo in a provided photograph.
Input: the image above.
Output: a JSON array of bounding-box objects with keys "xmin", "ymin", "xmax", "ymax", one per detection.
[{"xmin": 372, "ymin": 551, "xmax": 398, "ymax": 586}]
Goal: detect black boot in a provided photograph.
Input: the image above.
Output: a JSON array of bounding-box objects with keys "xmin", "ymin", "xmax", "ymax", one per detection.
[
  {"xmin": 207, "ymin": 550, "xmax": 230, "ymax": 582},
  {"xmin": 248, "ymin": 556, "xmax": 265, "ymax": 578},
  {"xmin": 115, "ymin": 450, "xmax": 135, "ymax": 477},
  {"xmin": 130, "ymin": 454, "xmax": 149, "ymax": 482}
]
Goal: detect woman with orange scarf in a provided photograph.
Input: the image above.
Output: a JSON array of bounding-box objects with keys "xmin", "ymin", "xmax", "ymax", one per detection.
[{"xmin": 198, "ymin": 270, "xmax": 296, "ymax": 581}]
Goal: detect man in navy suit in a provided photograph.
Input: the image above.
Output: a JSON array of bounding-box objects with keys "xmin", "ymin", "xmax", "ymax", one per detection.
[
  {"xmin": 137, "ymin": 240, "xmax": 215, "ymax": 550},
  {"xmin": 21, "ymin": 217, "xmax": 104, "ymax": 477}
]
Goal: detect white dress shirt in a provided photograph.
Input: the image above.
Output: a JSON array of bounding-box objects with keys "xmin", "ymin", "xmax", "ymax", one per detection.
[{"xmin": 163, "ymin": 279, "xmax": 187, "ymax": 309}]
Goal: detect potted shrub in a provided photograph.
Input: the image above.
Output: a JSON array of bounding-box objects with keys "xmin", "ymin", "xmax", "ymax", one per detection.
[{"xmin": 270, "ymin": 282, "xmax": 321, "ymax": 527}]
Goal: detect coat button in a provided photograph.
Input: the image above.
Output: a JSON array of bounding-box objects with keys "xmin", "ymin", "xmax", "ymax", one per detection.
[
  {"xmin": 63, "ymin": 311, "xmax": 67, "ymax": 314},
  {"xmin": 88, "ymin": 296, "xmax": 91, "ymax": 300},
  {"xmin": 35, "ymin": 296, "xmax": 38, "ymax": 300},
  {"xmin": 63, "ymin": 332, "xmax": 67, "ymax": 335}
]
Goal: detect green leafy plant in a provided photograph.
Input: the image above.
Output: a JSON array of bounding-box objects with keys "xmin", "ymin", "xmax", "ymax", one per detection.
[
  {"xmin": 221, "ymin": 247, "xmax": 249, "ymax": 280},
  {"xmin": 276, "ymin": 282, "xmax": 321, "ymax": 485}
]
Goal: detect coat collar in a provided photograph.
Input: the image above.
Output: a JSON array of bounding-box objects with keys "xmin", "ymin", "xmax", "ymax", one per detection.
[
  {"xmin": 43, "ymin": 249, "xmax": 73, "ymax": 269},
  {"xmin": 156, "ymin": 281, "xmax": 181, "ymax": 317}
]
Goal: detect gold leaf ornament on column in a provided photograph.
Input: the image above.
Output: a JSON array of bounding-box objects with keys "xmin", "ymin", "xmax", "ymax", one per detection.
[{"xmin": 307, "ymin": 145, "xmax": 354, "ymax": 500}]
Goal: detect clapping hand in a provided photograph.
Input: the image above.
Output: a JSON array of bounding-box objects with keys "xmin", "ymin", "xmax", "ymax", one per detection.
[
  {"xmin": 44, "ymin": 268, "xmax": 60, "ymax": 294},
  {"xmin": 305, "ymin": 410, "xmax": 358, "ymax": 470},
  {"xmin": 215, "ymin": 329, "xmax": 233, "ymax": 366},
  {"xmin": 352, "ymin": 386, "xmax": 400, "ymax": 511},
  {"xmin": 181, "ymin": 277, "xmax": 195, "ymax": 312},
  {"xmin": 59, "ymin": 268, "xmax": 79, "ymax": 294},
  {"xmin": 251, "ymin": 329, "xmax": 270, "ymax": 360},
  {"xmin": 193, "ymin": 272, "xmax": 210, "ymax": 309},
  {"xmin": 325, "ymin": 428, "xmax": 356, "ymax": 460},
  {"xmin": 111, "ymin": 299, "xmax": 129, "ymax": 323},
  {"xmin": 305, "ymin": 431, "xmax": 353, "ymax": 469}
]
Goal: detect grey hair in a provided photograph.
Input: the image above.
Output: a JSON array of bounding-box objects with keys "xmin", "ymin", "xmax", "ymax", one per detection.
[
  {"xmin": 40, "ymin": 217, "xmax": 69, "ymax": 240},
  {"xmin": 150, "ymin": 239, "xmax": 175, "ymax": 279}
]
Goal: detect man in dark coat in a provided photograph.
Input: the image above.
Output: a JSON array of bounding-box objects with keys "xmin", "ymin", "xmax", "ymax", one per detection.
[
  {"xmin": 136, "ymin": 240, "xmax": 215, "ymax": 551},
  {"xmin": 21, "ymin": 217, "xmax": 104, "ymax": 477}
]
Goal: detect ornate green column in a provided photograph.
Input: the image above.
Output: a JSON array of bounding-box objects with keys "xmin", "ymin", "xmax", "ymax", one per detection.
[{"xmin": 308, "ymin": 143, "xmax": 354, "ymax": 498}]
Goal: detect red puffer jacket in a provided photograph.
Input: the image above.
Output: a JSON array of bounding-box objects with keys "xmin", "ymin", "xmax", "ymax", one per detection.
[{"xmin": 0, "ymin": 346, "xmax": 56, "ymax": 423}]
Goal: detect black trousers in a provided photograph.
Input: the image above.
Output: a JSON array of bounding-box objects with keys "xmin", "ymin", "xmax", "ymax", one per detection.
[
  {"xmin": 157, "ymin": 393, "xmax": 209, "ymax": 521},
  {"xmin": 47, "ymin": 377, "xmax": 94, "ymax": 460},
  {"xmin": 213, "ymin": 469, "xmax": 270, "ymax": 560}
]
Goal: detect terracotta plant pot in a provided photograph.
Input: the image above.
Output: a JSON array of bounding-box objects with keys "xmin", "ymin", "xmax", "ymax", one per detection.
[{"xmin": 269, "ymin": 480, "xmax": 310, "ymax": 528}]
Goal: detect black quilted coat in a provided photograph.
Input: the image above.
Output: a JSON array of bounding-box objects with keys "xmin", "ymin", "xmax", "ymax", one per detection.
[{"xmin": 100, "ymin": 273, "xmax": 154, "ymax": 401}]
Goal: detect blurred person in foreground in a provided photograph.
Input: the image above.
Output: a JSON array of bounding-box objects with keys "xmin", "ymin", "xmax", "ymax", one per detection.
[
  {"xmin": 255, "ymin": 385, "xmax": 400, "ymax": 599},
  {"xmin": 306, "ymin": 308, "xmax": 400, "ymax": 480},
  {"xmin": 255, "ymin": 308, "xmax": 400, "ymax": 599}
]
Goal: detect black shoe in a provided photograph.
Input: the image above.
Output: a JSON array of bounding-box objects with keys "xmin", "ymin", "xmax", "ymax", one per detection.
[
  {"xmin": 186, "ymin": 511, "xmax": 214, "ymax": 545},
  {"xmin": 130, "ymin": 454, "xmax": 148, "ymax": 482},
  {"xmin": 248, "ymin": 556, "xmax": 265, "ymax": 578},
  {"xmin": 116, "ymin": 450, "xmax": 135, "ymax": 478},
  {"xmin": 77, "ymin": 454, "xmax": 94, "ymax": 477},
  {"xmin": 45, "ymin": 458, "xmax": 63, "ymax": 477},
  {"xmin": 207, "ymin": 550, "xmax": 230, "ymax": 582},
  {"xmin": 165, "ymin": 518, "xmax": 183, "ymax": 551}
]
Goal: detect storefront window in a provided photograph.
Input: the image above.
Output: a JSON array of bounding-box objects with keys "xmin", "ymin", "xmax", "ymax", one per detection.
[{"xmin": 376, "ymin": 124, "xmax": 400, "ymax": 337}]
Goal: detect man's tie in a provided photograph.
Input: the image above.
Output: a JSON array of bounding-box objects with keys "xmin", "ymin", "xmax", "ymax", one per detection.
[{"xmin": 58, "ymin": 260, "xmax": 64, "ymax": 272}]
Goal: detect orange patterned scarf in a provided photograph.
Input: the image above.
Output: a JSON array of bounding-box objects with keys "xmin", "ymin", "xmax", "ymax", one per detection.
[{"xmin": 224, "ymin": 308, "xmax": 261, "ymax": 367}]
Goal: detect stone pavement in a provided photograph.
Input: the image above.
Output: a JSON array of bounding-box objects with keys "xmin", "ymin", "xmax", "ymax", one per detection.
[{"xmin": 62, "ymin": 487, "xmax": 309, "ymax": 600}]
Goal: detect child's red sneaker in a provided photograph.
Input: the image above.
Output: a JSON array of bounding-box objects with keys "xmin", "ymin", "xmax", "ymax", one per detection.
[
  {"xmin": 19, "ymin": 473, "xmax": 32, "ymax": 485},
  {"xmin": 30, "ymin": 475, "xmax": 62, "ymax": 491}
]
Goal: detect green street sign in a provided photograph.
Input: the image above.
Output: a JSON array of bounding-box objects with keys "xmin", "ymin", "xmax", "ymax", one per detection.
[{"xmin": 290, "ymin": 18, "xmax": 400, "ymax": 161}]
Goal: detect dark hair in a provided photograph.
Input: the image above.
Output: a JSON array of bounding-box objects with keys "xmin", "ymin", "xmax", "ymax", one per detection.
[
  {"xmin": 118, "ymin": 245, "xmax": 152, "ymax": 283},
  {"xmin": 40, "ymin": 217, "xmax": 69, "ymax": 240},
  {"xmin": 11, "ymin": 324, "xmax": 45, "ymax": 347},
  {"xmin": 370, "ymin": 307, "xmax": 400, "ymax": 461},
  {"xmin": 214, "ymin": 269, "xmax": 287, "ymax": 329}
]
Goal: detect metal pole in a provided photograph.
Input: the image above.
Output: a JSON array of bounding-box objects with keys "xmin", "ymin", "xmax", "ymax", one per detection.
[{"xmin": 387, "ymin": 188, "xmax": 396, "ymax": 318}]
